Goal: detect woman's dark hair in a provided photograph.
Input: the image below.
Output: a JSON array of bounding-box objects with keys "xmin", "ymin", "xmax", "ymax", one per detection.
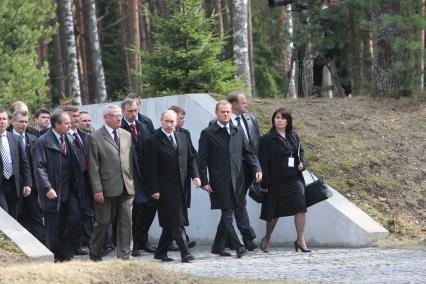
[{"xmin": 272, "ymin": 107, "xmax": 293, "ymax": 133}]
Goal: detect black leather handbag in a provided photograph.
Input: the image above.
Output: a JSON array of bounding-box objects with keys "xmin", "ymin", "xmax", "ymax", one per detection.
[
  {"xmin": 296, "ymin": 141, "xmax": 333, "ymax": 207},
  {"xmin": 304, "ymin": 169, "xmax": 333, "ymax": 207},
  {"xmin": 248, "ymin": 180, "xmax": 264, "ymax": 203}
]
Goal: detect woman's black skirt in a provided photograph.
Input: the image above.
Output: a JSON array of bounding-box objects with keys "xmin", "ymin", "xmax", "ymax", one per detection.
[{"xmin": 274, "ymin": 176, "xmax": 306, "ymax": 218}]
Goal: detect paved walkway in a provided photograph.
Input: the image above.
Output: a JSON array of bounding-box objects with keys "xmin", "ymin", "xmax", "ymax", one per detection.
[{"xmin": 76, "ymin": 245, "xmax": 426, "ymax": 283}]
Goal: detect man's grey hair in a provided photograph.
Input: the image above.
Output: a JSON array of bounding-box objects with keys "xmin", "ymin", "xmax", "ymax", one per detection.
[
  {"xmin": 12, "ymin": 110, "xmax": 28, "ymax": 121},
  {"xmin": 103, "ymin": 105, "xmax": 121, "ymax": 116},
  {"xmin": 121, "ymin": 98, "xmax": 136, "ymax": 110}
]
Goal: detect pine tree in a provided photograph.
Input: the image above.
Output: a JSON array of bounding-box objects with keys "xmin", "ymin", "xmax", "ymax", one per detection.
[
  {"xmin": 138, "ymin": 0, "xmax": 244, "ymax": 97},
  {"xmin": 0, "ymin": 0, "xmax": 56, "ymax": 110}
]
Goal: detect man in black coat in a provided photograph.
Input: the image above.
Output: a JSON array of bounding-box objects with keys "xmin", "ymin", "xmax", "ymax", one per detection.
[
  {"xmin": 145, "ymin": 110, "xmax": 201, "ymax": 262},
  {"xmin": 33, "ymin": 111, "xmax": 82, "ymax": 262},
  {"xmin": 0, "ymin": 107, "xmax": 32, "ymax": 219},
  {"xmin": 10, "ymin": 110, "xmax": 45, "ymax": 243},
  {"xmin": 125, "ymin": 94, "xmax": 158, "ymax": 254},
  {"xmin": 7, "ymin": 101, "xmax": 39, "ymax": 137},
  {"xmin": 227, "ymin": 91, "xmax": 261, "ymax": 251},
  {"xmin": 63, "ymin": 105, "xmax": 92, "ymax": 255},
  {"xmin": 198, "ymin": 101, "xmax": 262, "ymax": 258},
  {"xmin": 168, "ymin": 105, "xmax": 197, "ymax": 248},
  {"xmin": 120, "ymin": 98, "xmax": 154, "ymax": 257}
]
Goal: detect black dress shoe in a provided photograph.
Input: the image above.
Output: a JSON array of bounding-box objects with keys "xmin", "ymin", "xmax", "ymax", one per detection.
[
  {"xmin": 211, "ymin": 248, "xmax": 232, "ymax": 257},
  {"xmin": 141, "ymin": 242, "xmax": 157, "ymax": 253},
  {"xmin": 131, "ymin": 249, "xmax": 141, "ymax": 257},
  {"xmin": 181, "ymin": 253, "xmax": 195, "ymax": 263},
  {"xmin": 168, "ymin": 243, "xmax": 179, "ymax": 251},
  {"xmin": 89, "ymin": 253, "xmax": 102, "ymax": 262},
  {"xmin": 236, "ymin": 247, "xmax": 247, "ymax": 258},
  {"xmin": 154, "ymin": 254, "xmax": 174, "ymax": 261},
  {"xmin": 187, "ymin": 240, "xmax": 196, "ymax": 249},
  {"xmin": 243, "ymin": 239, "xmax": 258, "ymax": 251},
  {"xmin": 74, "ymin": 247, "xmax": 88, "ymax": 256}
]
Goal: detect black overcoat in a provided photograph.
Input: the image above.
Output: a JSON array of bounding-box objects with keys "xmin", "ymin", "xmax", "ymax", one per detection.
[
  {"xmin": 144, "ymin": 129, "xmax": 199, "ymax": 229},
  {"xmin": 259, "ymin": 128, "xmax": 306, "ymax": 221},
  {"xmin": 198, "ymin": 123, "xmax": 261, "ymax": 210},
  {"xmin": 33, "ymin": 129, "xmax": 82, "ymax": 212}
]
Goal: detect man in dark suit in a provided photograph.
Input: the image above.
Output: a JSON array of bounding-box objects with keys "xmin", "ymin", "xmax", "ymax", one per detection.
[
  {"xmin": 125, "ymin": 94, "xmax": 157, "ymax": 254},
  {"xmin": 0, "ymin": 107, "xmax": 32, "ymax": 219},
  {"xmin": 78, "ymin": 111, "xmax": 94, "ymax": 134},
  {"xmin": 63, "ymin": 105, "xmax": 91, "ymax": 256},
  {"xmin": 227, "ymin": 91, "xmax": 261, "ymax": 251},
  {"xmin": 87, "ymin": 105, "xmax": 134, "ymax": 261},
  {"xmin": 198, "ymin": 100, "xmax": 262, "ymax": 258},
  {"xmin": 168, "ymin": 105, "xmax": 197, "ymax": 248},
  {"xmin": 145, "ymin": 110, "xmax": 201, "ymax": 262},
  {"xmin": 33, "ymin": 111, "xmax": 82, "ymax": 262},
  {"xmin": 7, "ymin": 101, "xmax": 39, "ymax": 137},
  {"xmin": 120, "ymin": 98, "xmax": 154, "ymax": 257},
  {"xmin": 10, "ymin": 110, "xmax": 45, "ymax": 243}
]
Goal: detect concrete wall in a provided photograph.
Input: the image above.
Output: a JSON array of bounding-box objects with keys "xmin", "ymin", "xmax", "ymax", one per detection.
[{"xmin": 80, "ymin": 93, "xmax": 389, "ymax": 247}]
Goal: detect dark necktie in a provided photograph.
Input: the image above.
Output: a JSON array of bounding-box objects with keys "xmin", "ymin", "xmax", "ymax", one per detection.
[
  {"xmin": 235, "ymin": 116, "xmax": 242, "ymax": 127},
  {"xmin": 169, "ymin": 135, "xmax": 177, "ymax": 149},
  {"xmin": 113, "ymin": 130, "xmax": 120, "ymax": 148},
  {"xmin": 73, "ymin": 132, "xmax": 87, "ymax": 172},
  {"xmin": 60, "ymin": 136, "xmax": 68, "ymax": 155},
  {"xmin": 130, "ymin": 123, "xmax": 139, "ymax": 144}
]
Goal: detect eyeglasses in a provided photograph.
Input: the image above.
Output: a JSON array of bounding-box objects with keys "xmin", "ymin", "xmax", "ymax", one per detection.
[{"xmin": 107, "ymin": 114, "xmax": 122, "ymax": 119}]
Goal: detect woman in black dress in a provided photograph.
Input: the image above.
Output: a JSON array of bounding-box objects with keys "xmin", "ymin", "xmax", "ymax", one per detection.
[{"xmin": 258, "ymin": 107, "xmax": 310, "ymax": 253}]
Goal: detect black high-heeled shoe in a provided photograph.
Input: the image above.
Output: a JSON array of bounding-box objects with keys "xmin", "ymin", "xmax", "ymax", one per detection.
[
  {"xmin": 260, "ymin": 237, "xmax": 270, "ymax": 253},
  {"xmin": 294, "ymin": 241, "xmax": 311, "ymax": 253}
]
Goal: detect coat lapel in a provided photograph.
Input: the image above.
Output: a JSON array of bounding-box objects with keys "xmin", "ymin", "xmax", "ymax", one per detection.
[{"xmin": 101, "ymin": 126, "xmax": 119, "ymax": 151}]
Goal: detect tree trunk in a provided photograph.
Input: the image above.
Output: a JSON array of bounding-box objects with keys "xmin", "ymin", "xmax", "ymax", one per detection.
[
  {"xmin": 285, "ymin": 5, "xmax": 297, "ymax": 98},
  {"xmin": 247, "ymin": 0, "xmax": 255, "ymax": 97},
  {"xmin": 140, "ymin": 0, "xmax": 153, "ymax": 51},
  {"xmin": 117, "ymin": 0, "xmax": 131, "ymax": 88},
  {"xmin": 214, "ymin": 0, "xmax": 224, "ymax": 36},
  {"xmin": 128, "ymin": 0, "xmax": 141, "ymax": 93},
  {"xmin": 321, "ymin": 64, "xmax": 333, "ymax": 98},
  {"xmin": 419, "ymin": 0, "xmax": 425, "ymax": 93},
  {"xmin": 232, "ymin": 0, "xmax": 252, "ymax": 96},
  {"xmin": 223, "ymin": 0, "xmax": 233, "ymax": 36},
  {"xmin": 63, "ymin": 0, "xmax": 82, "ymax": 105},
  {"xmin": 87, "ymin": 0, "xmax": 108, "ymax": 103},
  {"xmin": 75, "ymin": 0, "xmax": 90, "ymax": 104},
  {"xmin": 349, "ymin": 9, "xmax": 363, "ymax": 96}
]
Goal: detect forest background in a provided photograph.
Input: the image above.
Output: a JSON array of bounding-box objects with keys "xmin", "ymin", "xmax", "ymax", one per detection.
[{"xmin": 0, "ymin": 0, "xmax": 425, "ymax": 240}]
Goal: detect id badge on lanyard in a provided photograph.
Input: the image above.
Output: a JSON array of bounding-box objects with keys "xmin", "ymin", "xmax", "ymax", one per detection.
[{"xmin": 288, "ymin": 154, "xmax": 295, "ymax": 168}]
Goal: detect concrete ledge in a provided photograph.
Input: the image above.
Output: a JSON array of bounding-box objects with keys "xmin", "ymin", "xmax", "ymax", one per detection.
[
  {"xmin": 0, "ymin": 207, "xmax": 53, "ymax": 262},
  {"xmin": 81, "ymin": 93, "xmax": 389, "ymax": 247}
]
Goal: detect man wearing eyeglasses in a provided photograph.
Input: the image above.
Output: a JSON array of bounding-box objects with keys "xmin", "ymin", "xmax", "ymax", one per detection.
[{"xmin": 87, "ymin": 105, "xmax": 134, "ymax": 261}]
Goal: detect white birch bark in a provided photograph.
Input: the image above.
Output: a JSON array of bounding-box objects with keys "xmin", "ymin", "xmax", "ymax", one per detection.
[
  {"xmin": 285, "ymin": 5, "xmax": 297, "ymax": 98},
  {"xmin": 63, "ymin": 0, "xmax": 81, "ymax": 105},
  {"xmin": 321, "ymin": 64, "xmax": 333, "ymax": 98},
  {"xmin": 233, "ymin": 0, "xmax": 252, "ymax": 96},
  {"xmin": 86, "ymin": 0, "xmax": 107, "ymax": 103}
]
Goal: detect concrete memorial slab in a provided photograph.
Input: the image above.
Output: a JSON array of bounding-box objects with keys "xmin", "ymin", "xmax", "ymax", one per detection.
[
  {"xmin": 81, "ymin": 93, "xmax": 389, "ymax": 247},
  {"xmin": 0, "ymin": 207, "xmax": 53, "ymax": 262}
]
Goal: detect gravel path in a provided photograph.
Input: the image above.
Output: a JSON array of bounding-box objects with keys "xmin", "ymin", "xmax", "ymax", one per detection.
[{"xmin": 76, "ymin": 245, "xmax": 426, "ymax": 283}]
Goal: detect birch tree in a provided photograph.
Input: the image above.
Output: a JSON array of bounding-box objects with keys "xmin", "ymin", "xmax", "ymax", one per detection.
[
  {"xmin": 63, "ymin": 0, "xmax": 81, "ymax": 105},
  {"xmin": 233, "ymin": 0, "xmax": 252, "ymax": 96},
  {"xmin": 87, "ymin": 0, "xmax": 107, "ymax": 102}
]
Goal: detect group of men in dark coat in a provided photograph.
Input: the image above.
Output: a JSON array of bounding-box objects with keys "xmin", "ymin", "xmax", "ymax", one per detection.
[{"xmin": 0, "ymin": 90, "xmax": 265, "ymax": 263}]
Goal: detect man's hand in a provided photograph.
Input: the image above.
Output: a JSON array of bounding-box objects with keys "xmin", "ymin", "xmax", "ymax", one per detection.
[
  {"xmin": 203, "ymin": 184, "xmax": 213, "ymax": 194},
  {"xmin": 298, "ymin": 163, "xmax": 304, "ymax": 171},
  {"xmin": 22, "ymin": 186, "xmax": 31, "ymax": 197},
  {"xmin": 94, "ymin": 192, "xmax": 104, "ymax": 204},
  {"xmin": 151, "ymin": 193, "xmax": 160, "ymax": 200},
  {"xmin": 255, "ymin": 172, "xmax": 263, "ymax": 183},
  {"xmin": 193, "ymin": 178, "xmax": 201, "ymax": 187},
  {"xmin": 46, "ymin": 188, "xmax": 57, "ymax": 199}
]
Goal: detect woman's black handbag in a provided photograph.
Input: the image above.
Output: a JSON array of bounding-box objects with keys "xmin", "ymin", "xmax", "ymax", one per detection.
[
  {"xmin": 248, "ymin": 180, "xmax": 264, "ymax": 203},
  {"xmin": 295, "ymin": 141, "xmax": 333, "ymax": 207},
  {"xmin": 304, "ymin": 169, "xmax": 333, "ymax": 207}
]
